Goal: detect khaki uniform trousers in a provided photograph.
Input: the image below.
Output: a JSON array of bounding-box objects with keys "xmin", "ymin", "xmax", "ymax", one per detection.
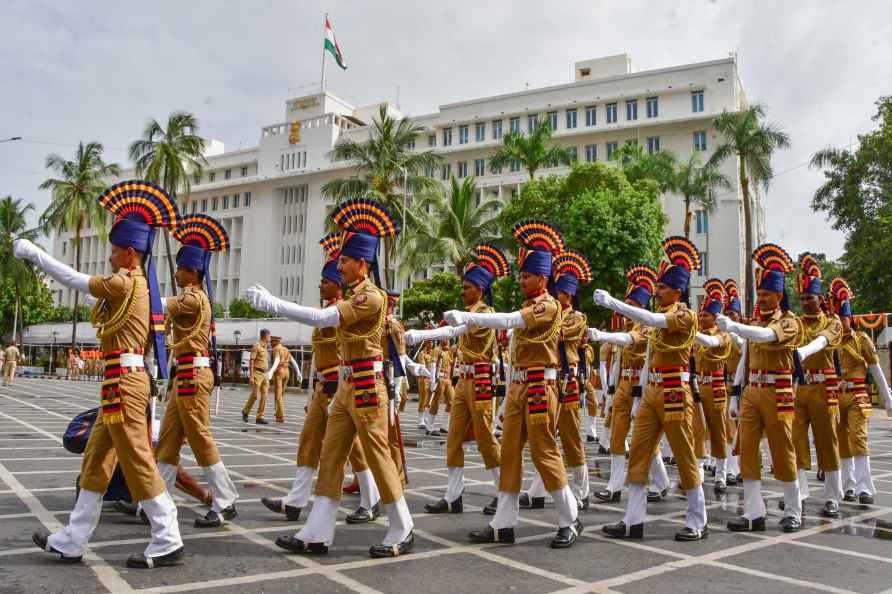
[
  {"xmin": 500, "ymin": 381, "xmax": 567, "ymax": 493},
  {"xmin": 314, "ymin": 378, "xmax": 402, "ymax": 504},
  {"xmin": 416, "ymin": 379, "xmax": 431, "ymax": 413},
  {"xmin": 156, "ymin": 368, "xmax": 220, "ymax": 467},
  {"xmin": 80, "ymin": 372, "xmax": 165, "ymax": 502},
  {"xmin": 347, "ymin": 414, "xmax": 407, "ymax": 485},
  {"xmin": 297, "ymin": 383, "xmax": 331, "ymax": 468},
  {"xmin": 838, "ymin": 388, "xmax": 870, "ymax": 458},
  {"xmin": 793, "ymin": 384, "xmax": 840, "ymax": 472},
  {"xmin": 446, "ymin": 377, "xmax": 500, "ymax": 470},
  {"xmin": 242, "ymin": 371, "xmax": 270, "ymax": 420},
  {"xmin": 698, "ymin": 387, "xmax": 728, "ymax": 459},
  {"xmin": 739, "ymin": 386, "xmax": 797, "ymax": 482},
  {"xmin": 273, "ymin": 369, "xmax": 289, "ymax": 420},
  {"xmin": 610, "ymin": 379, "xmax": 635, "ymax": 455},
  {"xmin": 430, "ymin": 380, "xmax": 451, "ymax": 416},
  {"xmin": 3, "ymin": 362, "xmax": 16, "ymax": 385},
  {"xmin": 557, "ymin": 403, "xmax": 586, "ymax": 467},
  {"xmin": 627, "ymin": 384, "xmax": 701, "ymax": 490},
  {"xmin": 585, "ymin": 381, "xmax": 598, "ymax": 417}
]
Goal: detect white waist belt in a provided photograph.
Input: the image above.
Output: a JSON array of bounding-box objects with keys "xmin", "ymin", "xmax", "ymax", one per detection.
[
  {"xmin": 648, "ymin": 371, "xmax": 691, "ymax": 383},
  {"xmin": 192, "ymin": 357, "xmax": 211, "ymax": 368},
  {"xmin": 511, "ymin": 368, "xmax": 558, "ymax": 382},
  {"xmin": 802, "ymin": 372, "xmax": 827, "ymax": 383},
  {"xmin": 456, "ymin": 363, "xmax": 495, "ymax": 375},
  {"xmin": 119, "ymin": 353, "xmax": 145, "ymax": 368},
  {"xmin": 340, "ymin": 361, "xmax": 383, "ymax": 378},
  {"xmin": 748, "ymin": 373, "xmax": 776, "ymax": 384}
]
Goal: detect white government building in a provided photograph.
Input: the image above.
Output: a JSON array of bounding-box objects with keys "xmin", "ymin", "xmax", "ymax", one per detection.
[{"xmin": 49, "ymin": 53, "xmax": 763, "ymax": 345}]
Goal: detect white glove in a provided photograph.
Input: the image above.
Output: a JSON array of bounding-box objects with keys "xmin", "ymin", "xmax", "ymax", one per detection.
[
  {"xmin": 716, "ymin": 314, "xmax": 732, "ymax": 332},
  {"xmin": 588, "ymin": 328, "xmax": 603, "ymax": 342},
  {"xmin": 728, "ymin": 396, "xmax": 740, "ymax": 420},
  {"xmin": 593, "ymin": 289, "xmax": 612, "ymax": 308},
  {"xmin": 444, "ymin": 310, "xmax": 467, "ymax": 326},
  {"xmin": 413, "ymin": 365, "xmax": 431, "ymax": 379},
  {"xmin": 630, "ymin": 396, "xmax": 641, "ymax": 419},
  {"xmin": 14, "ymin": 238, "xmax": 91, "ymax": 293},
  {"xmin": 404, "ymin": 329, "xmax": 421, "ymax": 345},
  {"xmin": 247, "ymin": 284, "xmax": 340, "ymax": 327},
  {"xmin": 13, "ymin": 238, "xmax": 40, "ymax": 261},
  {"xmin": 266, "ymin": 371, "xmax": 274, "ymax": 381},
  {"xmin": 246, "ymin": 284, "xmax": 279, "ymax": 315}
]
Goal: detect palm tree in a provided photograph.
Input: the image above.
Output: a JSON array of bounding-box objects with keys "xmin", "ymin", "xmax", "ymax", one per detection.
[
  {"xmin": 489, "ymin": 121, "xmax": 573, "ymax": 180},
  {"xmin": 672, "ymin": 153, "xmax": 731, "ymax": 238},
  {"xmin": 614, "ymin": 142, "xmax": 678, "ymax": 192},
  {"xmin": 129, "ymin": 111, "xmax": 208, "ymax": 286},
  {"xmin": 0, "ymin": 196, "xmax": 42, "ymax": 343},
  {"xmin": 399, "ymin": 176, "xmax": 503, "ymax": 277},
  {"xmin": 39, "ymin": 141, "xmax": 120, "ymax": 347},
  {"xmin": 709, "ymin": 103, "xmax": 790, "ymax": 314},
  {"xmin": 321, "ymin": 104, "xmax": 442, "ymax": 288}
]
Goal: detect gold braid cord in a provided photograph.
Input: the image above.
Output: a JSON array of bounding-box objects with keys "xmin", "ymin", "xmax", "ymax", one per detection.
[
  {"xmin": 459, "ymin": 328, "xmax": 495, "ymax": 363},
  {"xmin": 338, "ymin": 287, "xmax": 387, "ymax": 344},
  {"xmin": 167, "ymin": 291, "xmax": 208, "ymax": 352},
  {"xmin": 91, "ymin": 276, "xmax": 141, "ymax": 339},
  {"xmin": 313, "ymin": 327, "xmax": 339, "ymax": 345},
  {"xmin": 512, "ymin": 300, "xmax": 562, "ymax": 360},
  {"xmin": 840, "ymin": 333, "xmax": 867, "ymax": 367},
  {"xmin": 651, "ymin": 305, "xmax": 697, "ymax": 353},
  {"xmin": 699, "ymin": 333, "xmax": 732, "ymax": 364}
]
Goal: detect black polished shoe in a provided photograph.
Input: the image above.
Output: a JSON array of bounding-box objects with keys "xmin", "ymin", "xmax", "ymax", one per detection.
[
  {"xmin": 577, "ymin": 496, "xmax": 590, "ymax": 511},
  {"xmin": 647, "ymin": 488, "xmax": 668, "ymax": 503},
  {"xmin": 777, "ymin": 499, "xmax": 807, "ymax": 514},
  {"xmin": 602, "ymin": 521, "xmax": 643, "ymax": 539},
  {"xmin": 843, "ymin": 489, "xmax": 856, "ymax": 502},
  {"xmin": 195, "ymin": 505, "xmax": 237, "ymax": 528},
  {"xmin": 425, "ymin": 497, "xmax": 462, "ymax": 514},
  {"xmin": 714, "ymin": 480, "xmax": 727, "ymax": 495},
  {"xmin": 468, "ymin": 526, "xmax": 515, "ymax": 543},
  {"xmin": 859, "ymin": 492, "xmax": 875, "ymax": 505},
  {"xmin": 275, "ymin": 535, "xmax": 328, "ymax": 555},
  {"xmin": 594, "ymin": 489, "xmax": 621, "ymax": 503},
  {"xmin": 241, "ymin": 411, "xmax": 248, "ymax": 423},
  {"xmin": 114, "ymin": 500, "xmax": 139, "ymax": 516},
  {"xmin": 587, "ymin": 435, "xmax": 597, "ymax": 443},
  {"xmin": 780, "ymin": 516, "xmax": 802, "ymax": 533},
  {"xmin": 675, "ymin": 525, "xmax": 709, "ymax": 541},
  {"xmin": 727, "ymin": 516, "xmax": 766, "ymax": 532},
  {"xmin": 126, "ymin": 546, "xmax": 185, "ymax": 568},
  {"xmin": 261, "ymin": 497, "xmax": 302, "ymax": 521},
  {"xmin": 551, "ymin": 519, "xmax": 583, "ymax": 548},
  {"xmin": 519, "ymin": 493, "xmax": 545, "ymax": 509},
  {"xmin": 598, "ymin": 445, "xmax": 609, "ymax": 455},
  {"xmin": 369, "ymin": 531, "xmax": 415, "ymax": 558},
  {"xmin": 821, "ymin": 500, "xmax": 840, "ymax": 518},
  {"xmin": 256, "ymin": 418, "xmax": 269, "ymax": 425},
  {"xmin": 482, "ymin": 497, "xmax": 498, "ymax": 515},
  {"xmin": 346, "ymin": 503, "xmax": 381, "ymax": 524},
  {"xmin": 726, "ymin": 474, "xmax": 739, "ymax": 486},
  {"xmin": 32, "ymin": 531, "xmax": 82, "ymax": 563}
]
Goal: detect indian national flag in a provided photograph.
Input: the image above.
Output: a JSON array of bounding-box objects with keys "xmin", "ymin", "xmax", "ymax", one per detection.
[{"xmin": 324, "ymin": 18, "xmax": 347, "ymax": 70}]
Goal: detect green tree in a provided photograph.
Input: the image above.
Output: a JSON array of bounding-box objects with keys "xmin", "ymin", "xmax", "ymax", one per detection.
[
  {"xmin": 498, "ymin": 161, "xmax": 666, "ymax": 325},
  {"xmin": 39, "ymin": 141, "xmax": 120, "ymax": 347},
  {"xmin": 0, "ymin": 196, "xmax": 42, "ymax": 343},
  {"xmin": 672, "ymin": 153, "xmax": 731, "ymax": 238},
  {"xmin": 228, "ymin": 297, "xmax": 266, "ymax": 319},
  {"xmin": 400, "ymin": 176, "xmax": 503, "ymax": 278},
  {"xmin": 0, "ymin": 277, "xmax": 55, "ymax": 338},
  {"xmin": 129, "ymin": 111, "xmax": 208, "ymax": 286},
  {"xmin": 614, "ymin": 142, "xmax": 677, "ymax": 192},
  {"xmin": 709, "ymin": 103, "xmax": 791, "ymax": 314},
  {"xmin": 783, "ymin": 255, "xmax": 845, "ymax": 316},
  {"xmin": 322, "ymin": 105, "xmax": 442, "ymax": 289},
  {"xmin": 489, "ymin": 121, "xmax": 573, "ymax": 180},
  {"xmin": 400, "ymin": 273, "xmax": 462, "ymax": 325},
  {"xmin": 810, "ymin": 96, "xmax": 892, "ymax": 312}
]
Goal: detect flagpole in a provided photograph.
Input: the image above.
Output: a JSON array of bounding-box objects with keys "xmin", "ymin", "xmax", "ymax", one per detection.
[{"xmin": 320, "ymin": 12, "xmax": 328, "ymax": 96}]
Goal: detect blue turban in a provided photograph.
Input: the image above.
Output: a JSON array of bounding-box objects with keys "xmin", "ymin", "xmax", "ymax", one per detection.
[
  {"xmin": 520, "ymin": 250, "xmax": 553, "ymax": 277},
  {"xmin": 322, "ymin": 259, "xmax": 343, "ymax": 284},
  {"xmin": 659, "ymin": 265, "xmax": 690, "ymax": 292},
  {"xmin": 464, "ymin": 264, "xmax": 495, "ymax": 292},
  {"xmin": 340, "ymin": 232, "xmax": 379, "ymax": 263},
  {"xmin": 554, "ymin": 273, "xmax": 579, "ymax": 297}
]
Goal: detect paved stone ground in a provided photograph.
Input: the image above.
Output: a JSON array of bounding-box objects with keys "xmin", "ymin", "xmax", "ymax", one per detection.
[{"xmin": 3, "ymin": 377, "xmax": 892, "ymax": 593}]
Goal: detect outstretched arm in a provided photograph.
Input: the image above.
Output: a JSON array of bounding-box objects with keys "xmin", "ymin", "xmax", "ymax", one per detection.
[
  {"xmin": 716, "ymin": 314, "xmax": 777, "ymax": 343},
  {"xmin": 14, "ymin": 239, "xmax": 91, "ymax": 294},
  {"xmin": 400, "ymin": 354, "xmax": 431, "ymax": 378},
  {"xmin": 695, "ymin": 332, "xmax": 723, "ymax": 348},
  {"xmin": 443, "ymin": 309, "xmax": 525, "ymax": 330},
  {"xmin": 405, "ymin": 325, "xmax": 468, "ymax": 345},
  {"xmin": 588, "ymin": 327, "xmax": 634, "ymax": 346},
  {"xmin": 246, "ymin": 285, "xmax": 340, "ymax": 328},
  {"xmin": 796, "ymin": 335, "xmax": 829, "ymax": 361},
  {"xmin": 593, "ymin": 289, "xmax": 667, "ymax": 329}
]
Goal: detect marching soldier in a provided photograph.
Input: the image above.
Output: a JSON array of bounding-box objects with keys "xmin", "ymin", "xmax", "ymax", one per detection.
[
  {"xmin": 247, "ymin": 198, "xmax": 414, "ymax": 558},
  {"xmin": 68, "ymin": 349, "xmax": 79, "ymax": 380},
  {"xmin": 428, "ymin": 334, "xmax": 454, "ymax": 435},
  {"xmin": 444, "ymin": 219, "xmax": 581, "ymax": 549},
  {"xmin": 416, "ymin": 340, "xmax": 434, "ymax": 429},
  {"xmin": 720, "ymin": 243, "xmax": 804, "ymax": 533},
  {"xmin": 3, "ymin": 340, "xmax": 20, "ymax": 386},
  {"xmin": 789, "ymin": 255, "xmax": 844, "ymax": 517},
  {"xmin": 154, "ymin": 214, "xmax": 239, "ymax": 528},
  {"xmin": 580, "ymin": 337, "xmax": 599, "ymax": 443},
  {"xmin": 831, "ymin": 278, "xmax": 892, "ymax": 503},
  {"xmin": 242, "ymin": 329, "xmax": 271, "ymax": 424},
  {"xmin": 16, "ymin": 180, "xmax": 184, "ymax": 567},
  {"xmin": 268, "ymin": 336, "xmax": 302, "ymax": 422},
  {"xmin": 406, "ymin": 243, "xmax": 509, "ymax": 516},
  {"xmin": 596, "ymin": 237, "xmax": 708, "ymax": 541},
  {"xmin": 723, "ymin": 279, "xmax": 745, "ymax": 484}
]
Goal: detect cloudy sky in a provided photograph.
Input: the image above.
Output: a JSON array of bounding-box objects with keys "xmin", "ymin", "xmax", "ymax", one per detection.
[{"xmin": 2, "ymin": 1, "xmax": 890, "ymax": 259}]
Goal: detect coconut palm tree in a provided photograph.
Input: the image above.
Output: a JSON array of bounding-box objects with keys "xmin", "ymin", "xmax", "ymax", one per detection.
[
  {"xmin": 129, "ymin": 111, "xmax": 208, "ymax": 285},
  {"xmin": 321, "ymin": 104, "xmax": 442, "ymax": 288},
  {"xmin": 489, "ymin": 121, "xmax": 573, "ymax": 181},
  {"xmin": 614, "ymin": 142, "xmax": 678, "ymax": 192},
  {"xmin": 0, "ymin": 196, "xmax": 42, "ymax": 343},
  {"xmin": 399, "ymin": 176, "xmax": 503, "ymax": 278},
  {"xmin": 672, "ymin": 152, "xmax": 731, "ymax": 238},
  {"xmin": 709, "ymin": 103, "xmax": 790, "ymax": 313},
  {"xmin": 39, "ymin": 141, "xmax": 120, "ymax": 347}
]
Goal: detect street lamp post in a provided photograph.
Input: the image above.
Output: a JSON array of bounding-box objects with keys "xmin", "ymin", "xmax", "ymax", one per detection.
[
  {"xmin": 233, "ymin": 330, "xmax": 242, "ymax": 380},
  {"xmin": 50, "ymin": 331, "xmax": 58, "ymax": 375}
]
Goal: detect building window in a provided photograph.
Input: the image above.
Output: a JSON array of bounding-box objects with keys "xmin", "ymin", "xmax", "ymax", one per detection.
[
  {"xmin": 424, "ymin": 165, "xmax": 434, "ymax": 178},
  {"xmin": 490, "ymin": 162, "xmax": 502, "ymax": 174},
  {"xmin": 241, "ymin": 166, "xmax": 248, "ymax": 177},
  {"xmin": 509, "ymin": 158, "xmax": 520, "ymax": 173},
  {"xmin": 699, "ymin": 251, "xmax": 709, "ymax": 277},
  {"xmin": 509, "ymin": 117, "xmax": 520, "ymax": 134},
  {"xmin": 428, "ymin": 134, "xmax": 436, "ymax": 147},
  {"xmin": 193, "ymin": 173, "xmax": 200, "ymax": 185},
  {"xmin": 457, "ymin": 161, "xmax": 468, "ymax": 178},
  {"xmin": 474, "ymin": 158, "xmax": 485, "ymax": 176},
  {"xmin": 566, "ymin": 109, "xmax": 577, "ymax": 129},
  {"xmin": 646, "ymin": 136, "xmax": 661, "ymax": 154},
  {"xmin": 626, "ymin": 99, "xmax": 638, "ymax": 121},
  {"xmin": 233, "ymin": 193, "xmax": 240, "ymax": 208},
  {"xmin": 406, "ymin": 139, "xmax": 415, "ymax": 150},
  {"xmin": 547, "ymin": 111, "xmax": 558, "ymax": 130},
  {"xmin": 692, "ymin": 90, "xmax": 704, "ymax": 113},
  {"xmin": 606, "ymin": 142, "xmax": 618, "ymax": 160},
  {"xmin": 696, "ymin": 210, "xmax": 709, "ymax": 234},
  {"xmin": 443, "ymin": 127, "xmax": 452, "ymax": 146},
  {"xmin": 567, "ymin": 146, "xmax": 578, "ymax": 162},
  {"xmin": 492, "ymin": 120, "xmax": 503, "ymax": 139},
  {"xmin": 441, "ymin": 164, "xmax": 451, "ymax": 180},
  {"xmin": 244, "ymin": 191, "xmax": 251, "ymax": 207},
  {"xmin": 222, "ymin": 195, "xmax": 229, "ymax": 209},
  {"xmin": 475, "ymin": 122, "xmax": 485, "ymax": 142},
  {"xmin": 201, "ymin": 198, "xmax": 208, "ymax": 211},
  {"xmin": 209, "ymin": 172, "xmax": 216, "ymax": 182},
  {"xmin": 646, "ymin": 96, "xmax": 659, "ymax": 118},
  {"xmin": 693, "ymin": 131, "xmax": 707, "ymax": 152},
  {"xmin": 527, "ymin": 114, "xmax": 539, "ymax": 133},
  {"xmin": 606, "ymin": 103, "xmax": 617, "ymax": 123},
  {"xmin": 585, "ymin": 144, "xmax": 597, "ymax": 162},
  {"xmin": 585, "ymin": 106, "xmax": 596, "ymax": 127},
  {"xmin": 212, "ymin": 197, "xmax": 218, "ymax": 211},
  {"xmin": 459, "ymin": 125, "xmax": 469, "ymax": 145},
  {"xmin": 224, "ymin": 169, "xmax": 231, "ymax": 180}
]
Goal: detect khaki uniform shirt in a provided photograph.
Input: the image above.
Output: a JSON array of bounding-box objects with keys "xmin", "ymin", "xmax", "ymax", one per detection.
[
  {"xmin": 335, "ymin": 277, "xmax": 386, "ymax": 361},
  {"xmin": 312, "ymin": 315, "xmax": 340, "ymax": 371},
  {"xmin": 800, "ymin": 312, "xmax": 843, "ymax": 371},
  {"xmin": 621, "ymin": 322, "xmax": 650, "ymax": 369},
  {"xmin": 694, "ymin": 325, "xmax": 731, "ymax": 374},
  {"xmin": 514, "ymin": 292, "xmax": 561, "ymax": 368},
  {"xmin": 649, "ymin": 302, "xmax": 697, "ymax": 369},
  {"xmin": 250, "ymin": 341, "xmax": 269, "ymax": 373},
  {"xmin": 560, "ymin": 307, "xmax": 587, "ymax": 367},
  {"xmin": 88, "ymin": 268, "xmax": 150, "ymax": 353},
  {"xmin": 839, "ymin": 330, "xmax": 879, "ymax": 379},
  {"xmin": 272, "ymin": 344, "xmax": 292, "ymax": 373},
  {"xmin": 747, "ymin": 309, "xmax": 801, "ymax": 371},
  {"xmin": 165, "ymin": 284, "xmax": 211, "ymax": 357},
  {"xmin": 457, "ymin": 301, "xmax": 497, "ymax": 364}
]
